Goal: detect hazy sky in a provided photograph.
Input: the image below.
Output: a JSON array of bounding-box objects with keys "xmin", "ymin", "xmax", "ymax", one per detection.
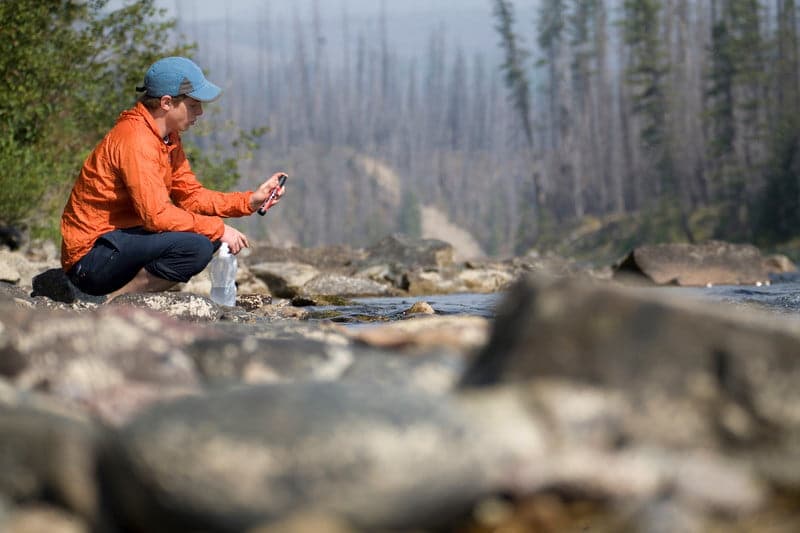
[
  {"xmin": 126, "ymin": 0, "xmax": 540, "ymax": 65},
  {"xmin": 170, "ymin": 0, "xmax": 497, "ymax": 20}
]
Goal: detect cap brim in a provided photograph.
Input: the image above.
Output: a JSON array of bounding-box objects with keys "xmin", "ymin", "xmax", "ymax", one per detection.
[{"xmin": 187, "ymin": 80, "xmax": 222, "ymax": 102}]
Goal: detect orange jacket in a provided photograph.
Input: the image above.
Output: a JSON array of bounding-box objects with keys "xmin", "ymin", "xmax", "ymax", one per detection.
[{"xmin": 61, "ymin": 102, "xmax": 254, "ymax": 271}]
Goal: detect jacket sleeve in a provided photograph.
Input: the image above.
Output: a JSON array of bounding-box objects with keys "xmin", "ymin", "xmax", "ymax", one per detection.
[
  {"xmin": 118, "ymin": 134, "xmax": 227, "ymax": 240},
  {"xmin": 169, "ymin": 143, "xmax": 255, "ymax": 218}
]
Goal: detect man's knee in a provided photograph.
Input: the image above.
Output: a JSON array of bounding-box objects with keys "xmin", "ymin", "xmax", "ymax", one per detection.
[{"xmin": 148, "ymin": 233, "xmax": 216, "ymax": 282}]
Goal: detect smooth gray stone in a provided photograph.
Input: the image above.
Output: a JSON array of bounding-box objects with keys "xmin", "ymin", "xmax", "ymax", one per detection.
[{"xmin": 99, "ymin": 382, "xmax": 491, "ymax": 532}]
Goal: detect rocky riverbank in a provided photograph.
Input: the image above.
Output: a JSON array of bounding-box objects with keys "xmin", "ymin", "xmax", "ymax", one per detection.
[{"xmin": 1, "ymin": 235, "xmax": 800, "ymax": 532}]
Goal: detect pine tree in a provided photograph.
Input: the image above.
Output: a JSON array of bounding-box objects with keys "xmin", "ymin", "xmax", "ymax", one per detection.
[
  {"xmin": 621, "ymin": 0, "xmax": 675, "ymax": 201},
  {"xmin": 706, "ymin": 0, "xmax": 765, "ymax": 238},
  {"xmin": 492, "ymin": 0, "xmax": 543, "ymax": 251}
]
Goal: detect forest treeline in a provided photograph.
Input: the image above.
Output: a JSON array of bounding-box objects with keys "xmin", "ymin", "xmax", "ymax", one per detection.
[
  {"xmin": 188, "ymin": 0, "xmax": 800, "ymax": 257},
  {"xmin": 4, "ymin": 1, "xmax": 800, "ymax": 259}
]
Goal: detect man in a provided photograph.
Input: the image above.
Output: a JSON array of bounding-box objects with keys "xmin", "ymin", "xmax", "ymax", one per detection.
[{"xmin": 61, "ymin": 56, "xmax": 286, "ymax": 299}]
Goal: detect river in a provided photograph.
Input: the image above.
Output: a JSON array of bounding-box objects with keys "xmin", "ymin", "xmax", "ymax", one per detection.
[{"xmin": 306, "ymin": 272, "xmax": 800, "ymax": 325}]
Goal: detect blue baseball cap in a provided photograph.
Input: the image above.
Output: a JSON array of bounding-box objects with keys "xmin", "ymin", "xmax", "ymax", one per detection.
[{"xmin": 136, "ymin": 57, "xmax": 222, "ymax": 102}]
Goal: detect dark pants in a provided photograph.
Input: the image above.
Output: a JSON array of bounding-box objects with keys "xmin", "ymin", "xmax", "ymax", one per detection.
[{"xmin": 67, "ymin": 228, "xmax": 218, "ymax": 296}]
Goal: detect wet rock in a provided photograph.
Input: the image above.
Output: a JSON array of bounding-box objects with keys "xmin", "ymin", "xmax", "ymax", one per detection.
[
  {"xmin": 0, "ymin": 407, "xmax": 98, "ymax": 521},
  {"xmin": 99, "ymin": 382, "xmax": 492, "ymax": 532},
  {"xmin": 110, "ymin": 292, "xmax": 221, "ymax": 322},
  {"xmin": 30, "ymin": 268, "xmax": 105, "ymax": 305},
  {"xmin": 405, "ymin": 301, "xmax": 435, "ymax": 315},
  {"xmin": 614, "ymin": 240, "xmax": 773, "ymax": 286}
]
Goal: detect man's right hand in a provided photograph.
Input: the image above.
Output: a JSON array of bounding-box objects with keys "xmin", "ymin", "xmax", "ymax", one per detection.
[{"xmin": 221, "ymin": 224, "xmax": 249, "ymax": 254}]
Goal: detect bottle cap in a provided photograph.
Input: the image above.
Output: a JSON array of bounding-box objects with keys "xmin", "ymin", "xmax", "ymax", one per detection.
[{"xmin": 219, "ymin": 242, "xmax": 230, "ymax": 257}]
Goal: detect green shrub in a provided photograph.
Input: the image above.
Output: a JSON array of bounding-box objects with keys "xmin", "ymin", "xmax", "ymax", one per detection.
[{"xmin": 0, "ymin": 0, "xmax": 246, "ymax": 240}]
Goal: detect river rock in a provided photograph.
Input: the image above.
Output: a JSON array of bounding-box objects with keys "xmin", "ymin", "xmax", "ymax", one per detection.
[
  {"xmin": 0, "ymin": 282, "xmax": 34, "ymax": 308},
  {"xmin": 188, "ymin": 337, "xmax": 355, "ymax": 386},
  {"xmin": 0, "ymin": 303, "xmax": 204, "ymax": 423},
  {"xmin": 341, "ymin": 350, "xmax": 466, "ymax": 394},
  {"xmin": 613, "ymin": 240, "xmax": 781, "ymax": 286},
  {"xmin": 0, "ymin": 407, "xmax": 98, "ymax": 521},
  {"xmin": 402, "ymin": 264, "xmax": 518, "ymax": 295},
  {"xmin": 109, "ymin": 292, "xmax": 222, "ymax": 322},
  {"xmin": 98, "ymin": 382, "xmax": 494, "ymax": 532},
  {"xmin": 455, "ymin": 267, "xmax": 516, "ymax": 293},
  {"xmin": 245, "ymin": 244, "xmax": 363, "ymax": 271},
  {"xmin": 403, "ymin": 268, "xmax": 459, "ymax": 295},
  {"xmin": 362, "ymin": 233, "xmax": 454, "ymax": 269},
  {"xmin": 0, "ymin": 250, "xmax": 55, "ymax": 289},
  {"xmin": 1, "ymin": 505, "xmax": 89, "ymax": 533},
  {"xmin": 301, "ymin": 273, "xmax": 394, "ymax": 297},
  {"xmin": 249, "ymin": 262, "xmax": 320, "ymax": 298},
  {"xmin": 347, "ymin": 315, "xmax": 490, "ymax": 353},
  {"xmin": 455, "ymin": 382, "xmax": 766, "ymax": 522},
  {"xmin": 460, "ymin": 275, "xmax": 800, "ymax": 478}
]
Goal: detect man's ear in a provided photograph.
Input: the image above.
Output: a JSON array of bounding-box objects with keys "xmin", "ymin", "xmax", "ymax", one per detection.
[{"xmin": 159, "ymin": 95, "xmax": 173, "ymax": 111}]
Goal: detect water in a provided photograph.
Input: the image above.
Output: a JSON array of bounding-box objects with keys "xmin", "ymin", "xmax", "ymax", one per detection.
[
  {"xmin": 306, "ymin": 292, "xmax": 503, "ymax": 325},
  {"xmin": 677, "ymin": 276, "xmax": 800, "ymax": 315},
  {"xmin": 305, "ymin": 273, "xmax": 800, "ymax": 325},
  {"xmin": 210, "ymin": 286, "xmax": 236, "ymax": 307}
]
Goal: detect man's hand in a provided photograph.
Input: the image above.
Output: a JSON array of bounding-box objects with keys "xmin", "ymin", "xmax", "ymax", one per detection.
[
  {"xmin": 249, "ymin": 172, "xmax": 288, "ymax": 213},
  {"xmin": 221, "ymin": 224, "xmax": 249, "ymax": 254}
]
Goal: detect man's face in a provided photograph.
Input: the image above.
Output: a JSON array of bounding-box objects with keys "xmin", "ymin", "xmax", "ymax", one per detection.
[{"xmin": 166, "ymin": 97, "xmax": 203, "ymax": 133}]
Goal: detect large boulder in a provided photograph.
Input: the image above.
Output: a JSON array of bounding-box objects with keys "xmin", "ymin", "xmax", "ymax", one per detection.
[
  {"xmin": 244, "ymin": 244, "xmax": 363, "ymax": 271},
  {"xmin": 98, "ymin": 382, "xmax": 495, "ymax": 532},
  {"xmin": 109, "ymin": 292, "xmax": 222, "ymax": 322},
  {"xmin": 613, "ymin": 241, "xmax": 793, "ymax": 286},
  {"xmin": 301, "ymin": 273, "xmax": 394, "ymax": 297},
  {"xmin": 0, "ymin": 407, "xmax": 98, "ymax": 522},
  {"xmin": 361, "ymin": 234, "xmax": 454, "ymax": 270},
  {"xmin": 460, "ymin": 275, "xmax": 800, "ymax": 463},
  {"xmin": 0, "ymin": 303, "xmax": 205, "ymax": 425},
  {"xmin": 248, "ymin": 262, "xmax": 321, "ymax": 298}
]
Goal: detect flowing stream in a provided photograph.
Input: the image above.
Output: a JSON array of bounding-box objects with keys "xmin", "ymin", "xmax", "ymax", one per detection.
[
  {"xmin": 306, "ymin": 292, "xmax": 503, "ymax": 325},
  {"xmin": 306, "ymin": 272, "xmax": 800, "ymax": 325}
]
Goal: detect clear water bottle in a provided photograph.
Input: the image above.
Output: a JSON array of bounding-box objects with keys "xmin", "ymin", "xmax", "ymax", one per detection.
[{"xmin": 209, "ymin": 242, "xmax": 237, "ymax": 306}]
